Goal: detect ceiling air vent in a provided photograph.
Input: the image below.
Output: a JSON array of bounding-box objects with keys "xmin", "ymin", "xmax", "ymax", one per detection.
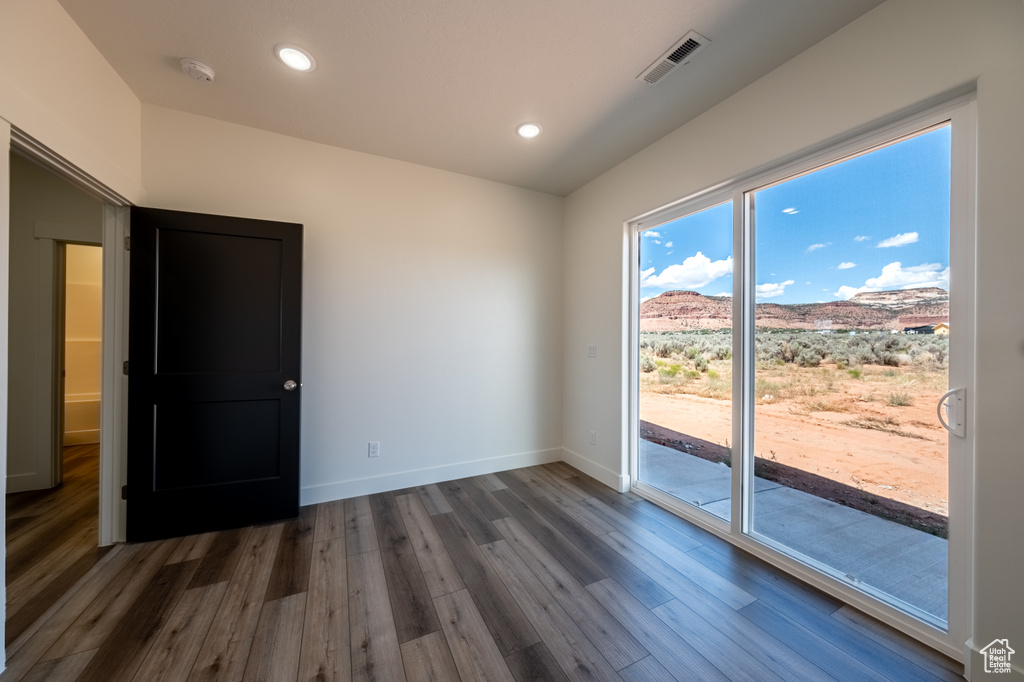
[{"xmin": 638, "ymin": 31, "xmax": 709, "ymax": 84}]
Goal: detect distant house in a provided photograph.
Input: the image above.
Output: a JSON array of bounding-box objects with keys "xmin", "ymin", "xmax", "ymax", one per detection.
[
  {"xmin": 904, "ymin": 325, "xmax": 935, "ymax": 334},
  {"xmin": 933, "ymin": 323, "xmax": 949, "ymax": 335}
]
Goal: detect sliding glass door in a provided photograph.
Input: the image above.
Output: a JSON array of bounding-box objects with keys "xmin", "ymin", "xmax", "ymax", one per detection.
[
  {"xmin": 748, "ymin": 125, "xmax": 952, "ymax": 626},
  {"xmin": 633, "ymin": 101, "xmax": 974, "ymax": 647},
  {"xmin": 637, "ymin": 201, "xmax": 734, "ymax": 522}
]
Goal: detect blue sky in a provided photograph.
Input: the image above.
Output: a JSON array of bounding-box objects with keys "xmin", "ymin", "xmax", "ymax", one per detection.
[{"xmin": 640, "ymin": 126, "xmax": 951, "ymax": 304}]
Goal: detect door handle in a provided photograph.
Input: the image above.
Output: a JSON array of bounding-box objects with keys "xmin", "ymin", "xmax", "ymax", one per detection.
[
  {"xmin": 283, "ymin": 379, "xmax": 298, "ymax": 392},
  {"xmin": 937, "ymin": 387, "xmax": 965, "ymax": 438}
]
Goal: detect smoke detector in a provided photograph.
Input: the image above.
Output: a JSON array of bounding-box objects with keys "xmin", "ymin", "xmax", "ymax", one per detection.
[
  {"xmin": 637, "ymin": 31, "xmax": 709, "ymax": 84},
  {"xmin": 180, "ymin": 58, "xmax": 215, "ymax": 83}
]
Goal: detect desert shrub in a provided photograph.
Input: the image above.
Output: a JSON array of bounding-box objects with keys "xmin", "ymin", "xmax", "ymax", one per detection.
[
  {"xmin": 658, "ymin": 364, "xmax": 681, "ymax": 378},
  {"xmin": 878, "ymin": 352, "xmax": 901, "ymax": 367},
  {"xmin": 926, "ymin": 342, "xmax": 947, "ymax": 365},
  {"xmin": 707, "ymin": 370, "xmax": 719, "ymax": 379},
  {"xmin": 778, "ymin": 341, "xmax": 794, "ymax": 364},
  {"xmin": 684, "ymin": 346, "xmax": 700, "ymax": 359},
  {"xmin": 640, "ymin": 355, "xmax": 656, "ymax": 373},
  {"xmin": 755, "ymin": 378, "xmax": 783, "ymax": 401},
  {"xmin": 889, "ymin": 392, "xmax": 913, "ymax": 407},
  {"xmin": 712, "ymin": 345, "xmax": 731, "ymax": 360},
  {"xmin": 805, "ymin": 399, "xmax": 848, "ymax": 413},
  {"xmin": 847, "ymin": 368, "xmax": 863, "ymax": 379},
  {"xmin": 654, "ymin": 342, "xmax": 674, "ymax": 358},
  {"xmin": 694, "ymin": 355, "xmax": 708, "ymax": 372},
  {"xmin": 700, "ymin": 376, "xmax": 731, "ymax": 400},
  {"xmin": 683, "ymin": 369, "xmax": 700, "ymax": 379},
  {"xmin": 797, "ymin": 352, "xmax": 820, "ymax": 368}
]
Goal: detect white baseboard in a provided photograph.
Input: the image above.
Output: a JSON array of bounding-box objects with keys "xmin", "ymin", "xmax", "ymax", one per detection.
[
  {"xmin": 560, "ymin": 447, "xmax": 630, "ymax": 492},
  {"xmin": 300, "ymin": 447, "xmax": 563, "ymax": 505},
  {"xmin": 63, "ymin": 429, "xmax": 99, "ymax": 445},
  {"xmin": 6, "ymin": 471, "xmax": 46, "ymax": 493}
]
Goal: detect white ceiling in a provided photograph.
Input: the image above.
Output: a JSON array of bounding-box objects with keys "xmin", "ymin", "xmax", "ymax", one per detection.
[{"xmin": 58, "ymin": 0, "xmax": 884, "ymax": 196}]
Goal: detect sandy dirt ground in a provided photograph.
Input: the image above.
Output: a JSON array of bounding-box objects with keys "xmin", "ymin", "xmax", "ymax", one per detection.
[{"xmin": 640, "ymin": 385, "xmax": 949, "ymax": 518}]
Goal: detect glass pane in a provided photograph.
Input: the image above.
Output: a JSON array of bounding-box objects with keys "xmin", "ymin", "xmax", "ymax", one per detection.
[
  {"xmin": 750, "ymin": 126, "xmax": 950, "ymax": 625},
  {"xmin": 638, "ymin": 201, "xmax": 733, "ymax": 521}
]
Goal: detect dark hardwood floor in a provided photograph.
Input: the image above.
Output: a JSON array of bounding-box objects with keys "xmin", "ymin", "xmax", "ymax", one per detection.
[
  {"xmin": 5, "ymin": 445, "xmax": 108, "ymax": 650},
  {"xmin": 3, "ymin": 458, "xmax": 964, "ymax": 681}
]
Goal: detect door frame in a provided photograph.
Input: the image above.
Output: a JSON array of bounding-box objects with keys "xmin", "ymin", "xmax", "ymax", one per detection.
[
  {"xmin": 626, "ymin": 94, "xmax": 976, "ymax": 660},
  {"xmin": 99, "ymin": 204, "xmax": 129, "ymax": 545}
]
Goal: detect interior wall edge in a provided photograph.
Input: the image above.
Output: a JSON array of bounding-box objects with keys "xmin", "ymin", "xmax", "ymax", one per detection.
[{"xmin": 561, "ymin": 447, "xmax": 629, "ymax": 492}]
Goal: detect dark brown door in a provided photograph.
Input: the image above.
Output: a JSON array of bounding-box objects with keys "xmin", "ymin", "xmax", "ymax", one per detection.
[{"xmin": 127, "ymin": 207, "xmax": 302, "ymax": 541}]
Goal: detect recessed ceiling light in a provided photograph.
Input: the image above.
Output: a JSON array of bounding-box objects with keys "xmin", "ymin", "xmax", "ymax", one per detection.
[
  {"xmin": 275, "ymin": 44, "xmax": 316, "ymax": 72},
  {"xmin": 516, "ymin": 123, "xmax": 542, "ymax": 139}
]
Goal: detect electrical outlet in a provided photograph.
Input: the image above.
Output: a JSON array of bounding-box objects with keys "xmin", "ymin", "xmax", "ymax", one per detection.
[
  {"xmin": 368, "ymin": 441, "xmax": 380, "ymax": 458},
  {"xmin": 589, "ymin": 430, "xmax": 597, "ymax": 446},
  {"xmin": 586, "ymin": 344, "xmax": 598, "ymax": 358}
]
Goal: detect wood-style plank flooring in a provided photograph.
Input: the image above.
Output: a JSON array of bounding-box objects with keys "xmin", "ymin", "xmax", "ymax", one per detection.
[
  {"xmin": 4, "ymin": 458, "xmax": 964, "ymax": 681},
  {"xmin": 5, "ymin": 445, "xmax": 108, "ymax": 649}
]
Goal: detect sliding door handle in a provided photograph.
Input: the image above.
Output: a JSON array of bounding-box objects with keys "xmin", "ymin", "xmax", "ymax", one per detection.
[{"xmin": 937, "ymin": 387, "xmax": 965, "ymax": 438}]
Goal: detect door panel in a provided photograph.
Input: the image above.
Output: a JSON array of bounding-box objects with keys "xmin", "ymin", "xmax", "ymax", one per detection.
[
  {"xmin": 747, "ymin": 125, "xmax": 951, "ymax": 626},
  {"xmin": 127, "ymin": 207, "xmax": 302, "ymax": 542},
  {"xmin": 636, "ymin": 200, "xmax": 734, "ymax": 523}
]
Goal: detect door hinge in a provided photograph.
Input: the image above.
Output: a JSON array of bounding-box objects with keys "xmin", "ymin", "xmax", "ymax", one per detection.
[
  {"xmin": 124, "ymin": 236, "xmax": 131, "ymax": 251},
  {"xmin": 121, "ymin": 485, "xmax": 128, "ymax": 500},
  {"xmin": 122, "ymin": 360, "xmax": 129, "ymax": 376}
]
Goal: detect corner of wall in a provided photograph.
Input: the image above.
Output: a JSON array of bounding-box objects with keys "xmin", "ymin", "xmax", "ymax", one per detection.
[{"xmin": 560, "ymin": 447, "xmax": 630, "ymax": 493}]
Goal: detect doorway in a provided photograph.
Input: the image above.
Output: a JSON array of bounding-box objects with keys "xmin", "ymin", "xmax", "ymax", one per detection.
[{"xmin": 5, "ymin": 153, "xmax": 108, "ymax": 646}]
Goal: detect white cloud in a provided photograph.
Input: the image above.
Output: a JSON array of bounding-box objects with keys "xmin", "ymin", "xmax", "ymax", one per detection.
[
  {"xmin": 712, "ymin": 292, "xmax": 732, "ymax": 297},
  {"xmin": 876, "ymin": 231, "xmax": 919, "ymax": 248},
  {"xmin": 854, "ymin": 235, "xmax": 870, "ymax": 242},
  {"xmin": 838, "ymin": 262, "xmax": 856, "ymax": 270},
  {"xmin": 641, "ymin": 252, "xmax": 733, "ymax": 290},
  {"xmin": 756, "ymin": 280, "xmax": 795, "ymax": 300},
  {"xmin": 805, "ymin": 281, "xmax": 812, "ymax": 285},
  {"xmin": 653, "ymin": 240, "xmax": 661, "ymax": 244},
  {"xmin": 666, "ymin": 251, "xmax": 673, "ymax": 256},
  {"xmin": 665, "ymin": 241, "xmax": 673, "ymax": 248},
  {"xmin": 833, "ymin": 261, "xmax": 949, "ymax": 299},
  {"xmin": 643, "ymin": 231, "xmax": 661, "ymax": 239},
  {"xmin": 641, "ymin": 296, "xmax": 654, "ymax": 303},
  {"xmin": 806, "ymin": 243, "xmax": 829, "ymax": 252}
]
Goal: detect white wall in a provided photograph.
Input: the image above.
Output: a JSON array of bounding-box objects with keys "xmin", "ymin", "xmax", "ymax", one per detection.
[
  {"xmin": 141, "ymin": 104, "xmax": 565, "ymax": 502},
  {"xmin": 564, "ymin": 0, "xmax": 1024, "ymax": 677},
  {"xmin": 0, "ymin": 0, "xmax": 143, "ymax": 203}
]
